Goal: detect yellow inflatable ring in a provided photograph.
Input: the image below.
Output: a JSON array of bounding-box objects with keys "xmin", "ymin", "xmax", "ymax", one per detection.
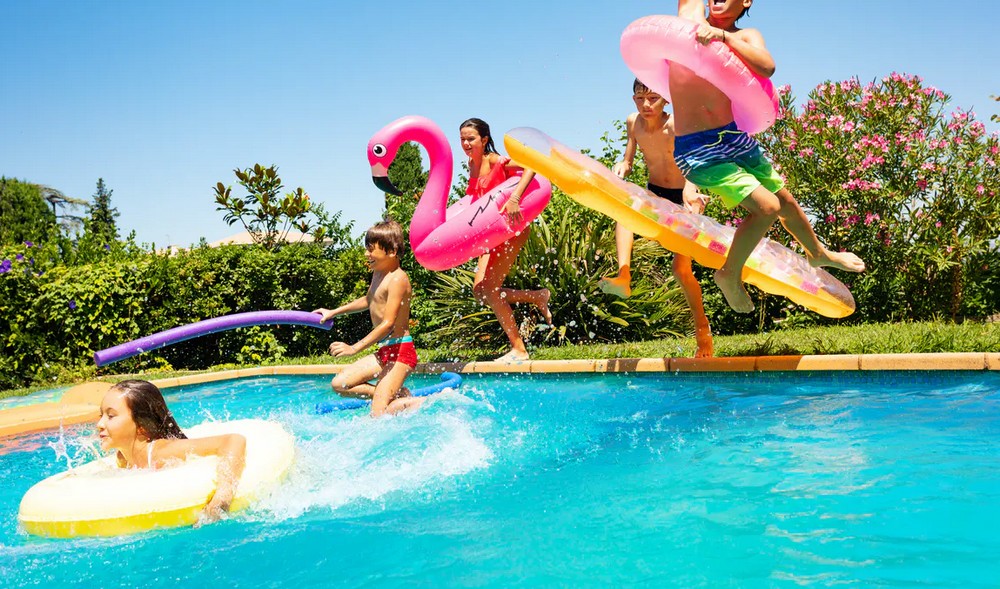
[
  {"xmin": 505, "ymin": 127, "xmax": 855, "ymax": 318},
  {"xmin": 18, "ymin": 419, "xmax": 294, "ymax": 538}
]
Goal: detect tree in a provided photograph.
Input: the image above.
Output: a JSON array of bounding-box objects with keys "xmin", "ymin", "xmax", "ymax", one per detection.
[
  {"xmin": 213, "ymin": 164, "xmax": 317, "ymax": 251},
  {"xmin": 83, "ymin": 178, "xmax": 120, "ymax": 245},
  {"xmin": 0, "ymin": 178, "xmax": 57, "ymax": 245}
]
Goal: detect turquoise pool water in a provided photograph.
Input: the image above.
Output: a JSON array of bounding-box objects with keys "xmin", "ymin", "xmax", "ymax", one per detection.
[{"xmin": 2, "ymin": 371, "xmax": 999, "ymax": 587}]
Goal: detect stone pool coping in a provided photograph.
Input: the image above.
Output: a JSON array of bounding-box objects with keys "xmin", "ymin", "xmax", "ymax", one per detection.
[{"xmin": 2, "ymin": 352, "xmax": 997, "ymax": 438}]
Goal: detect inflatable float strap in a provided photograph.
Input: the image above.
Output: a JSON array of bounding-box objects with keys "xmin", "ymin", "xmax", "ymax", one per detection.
[
  {"xmin": 315, "ymin": 371, "xmax": 463, "ymax": 414},
  {"xmin": 620, "ymin": 15, "xmax": 779, "ymax": 135},
  {"xmin": 18, "ymin": 419, "xmax": 295, "ymax": 538},
  {"xmin": 504, "ymin": 127, "xmax": 855, "ymax": 318},
  {"xmin": 94, "ymin": 310, "xmax": 333, "ymax": 366}
]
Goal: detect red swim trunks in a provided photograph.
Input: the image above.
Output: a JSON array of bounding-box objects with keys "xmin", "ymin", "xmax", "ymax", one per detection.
[{"xmin": 376, "ymin": 338, "xmax": 419, "ymax": 369}]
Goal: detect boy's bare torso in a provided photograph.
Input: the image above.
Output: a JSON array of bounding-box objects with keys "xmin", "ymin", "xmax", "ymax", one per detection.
[
  {"xmin": 368, "ymin": 267, "xmax": 411, "ymax": 339},
  {"xmin": 632, "ymin": 113, "xmax": 687, "ymax": 189}
]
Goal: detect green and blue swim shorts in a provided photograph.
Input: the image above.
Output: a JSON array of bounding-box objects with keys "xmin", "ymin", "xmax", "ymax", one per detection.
[{"xmin": 674, "ymin": 122, "xmax": 784, "ymax": 208}]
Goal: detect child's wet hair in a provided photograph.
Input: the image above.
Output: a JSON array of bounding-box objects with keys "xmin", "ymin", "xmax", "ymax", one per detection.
[
  {"xmin": 633, "ymin": 78, "xmax": 650, "ymax": 94},
  {"xmin": 365, "ymin": 220, "xmax": 405, "ymax": 256},
  {"xmin": 111, "ymin": 380, "xmax": 187, "ymax": 441},
  {"xmin": 459, "ymin": 118, "xmax": 499, "ymax": 155},
  {"xmin": 738, "ymin": 6, "xmax": 750, "ymax": 21}
]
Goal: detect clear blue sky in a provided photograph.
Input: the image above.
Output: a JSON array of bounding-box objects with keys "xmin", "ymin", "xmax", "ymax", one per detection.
[{"xmin": 2, "ymin": 1, "xmax": 997, "ymax": 247}]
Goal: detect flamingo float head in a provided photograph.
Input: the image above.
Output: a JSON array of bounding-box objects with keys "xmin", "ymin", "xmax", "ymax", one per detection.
[
  {"xmin": 367, "ymin": 116, "xmax": 447, "ymax": 197},
  {"xmin": 367, "ymin": 138, "xmax": 403, "ymax": 196}
]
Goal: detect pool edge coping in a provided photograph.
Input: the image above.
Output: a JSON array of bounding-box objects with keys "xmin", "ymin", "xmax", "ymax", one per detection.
[{"xmin": 1, "ymin": 352, "xmax": 998, "ymax": 438}]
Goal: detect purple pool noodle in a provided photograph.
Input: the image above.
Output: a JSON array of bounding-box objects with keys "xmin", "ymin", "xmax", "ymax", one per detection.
[{"xmin": 94, "ymin": 310, "xmax": 333, "ymax": 367}]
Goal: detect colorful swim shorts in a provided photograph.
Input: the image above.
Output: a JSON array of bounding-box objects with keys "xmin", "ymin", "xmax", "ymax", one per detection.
[
  {"xmin": 375, "ymin": 335, "xmax": 419, "ymax": 369},
  {"xmin": 673, "ymin": 122, "xmax": 784, "ymax": 208}
]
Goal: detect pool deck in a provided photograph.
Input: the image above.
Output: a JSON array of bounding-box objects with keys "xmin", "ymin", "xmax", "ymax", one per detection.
[{"xmin": 1, "ymin": 352, "xmax": 998, "ymax": 438}]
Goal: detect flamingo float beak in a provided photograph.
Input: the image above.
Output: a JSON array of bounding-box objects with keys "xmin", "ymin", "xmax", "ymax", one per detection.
[{"xmin": 372, "ymin": 174, "xmax": 403, "ymax": 196}]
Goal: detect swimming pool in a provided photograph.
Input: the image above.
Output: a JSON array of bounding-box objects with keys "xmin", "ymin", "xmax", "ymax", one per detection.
[{"xmin": 2, "ymin": 371, "xmax": 998, "ymax": 587}]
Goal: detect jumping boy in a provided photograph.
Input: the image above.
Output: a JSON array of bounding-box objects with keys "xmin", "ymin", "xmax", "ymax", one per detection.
[
  {"xmin": 313, "ymin": 220, "xmax": 423, "ymax": 416},
  {"xmin": 600, "ymin": 78, "xmax": 713, "ymax": 357},
  {"xmin": 669, "ymin": 0, "xmax": 864, "ymax": 313}
]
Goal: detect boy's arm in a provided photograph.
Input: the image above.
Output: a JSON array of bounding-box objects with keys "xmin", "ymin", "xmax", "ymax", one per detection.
[
  {"xmin": 613, "ymin": 114, "xmax": 639, "ymax": 179},
  {"xmin": 682, "ymin": 180, "xmax": 708, "ymax": 214},
  {"xmin": 697, "ymin": 27, "xmax": 775, "ymax": 78},
  {"xmin": 677, "ymin": 0, "xmax": 707, "ymax": 23},
  {"xmin": 313, "ymin": 296, "xmax": 367, "ymax": 323},
  {"xmin": 345, "ymin": 274, "xmax": 410, "ymax": 354}
]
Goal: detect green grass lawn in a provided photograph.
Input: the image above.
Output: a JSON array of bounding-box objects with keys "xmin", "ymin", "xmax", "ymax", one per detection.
[{"xmin": 2, "ymin": 321, "xmax": 997, "ymax": 401}]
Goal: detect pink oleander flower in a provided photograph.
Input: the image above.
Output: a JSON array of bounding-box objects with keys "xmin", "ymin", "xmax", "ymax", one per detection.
[
  {"xmin": 935, "ymin": 221, "xmax": 942, "ymax": 227},
  {"xmin": 976, "ymin": 184, "xmax": 986, "ymax": 195},
  {"xmin": 917, "ymin": 179, "xmax": 928, "ymax": 190}
]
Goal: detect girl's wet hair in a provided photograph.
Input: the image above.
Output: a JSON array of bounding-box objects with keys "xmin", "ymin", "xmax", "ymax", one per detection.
[
  {"xmin": 111, "ymin": 380, "xmax": 187, "ymax": 441},
  {"xmin": 365, "ymin": 220, "xmax": 405, "ymax": 256},
  {"xmin": 459, "ymin": 118, "xmax": 499, "ymax": 155}
]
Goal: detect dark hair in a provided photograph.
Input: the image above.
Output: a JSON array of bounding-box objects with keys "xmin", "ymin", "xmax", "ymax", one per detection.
[
  {"xmin": 459, "ymin": 118, "xmax": 499, "ymax": 155},
  {"xmin": 737, "ymin": 6, "xmax": 750, "ymax": 20},
  {"xmin": 633, "ymin": 78, "xmax": 650, "ymax": 94},
  {"xmin": 365, "ymin": 220, "xmax": 405, "ymax": 255},
  {"xmin": 111, "ymin": 380, "xmax": 186, "ymax": 441}
]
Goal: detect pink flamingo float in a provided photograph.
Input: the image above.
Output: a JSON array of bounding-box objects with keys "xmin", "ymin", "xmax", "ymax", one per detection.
[{"xmin": 367, "ymin": 115, "xmax": 552, "ymax": 271}]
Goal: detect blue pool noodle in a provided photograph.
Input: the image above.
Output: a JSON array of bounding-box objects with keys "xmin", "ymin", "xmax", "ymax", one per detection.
[{"xmin": 315, "ymin": 372, "xmax": 462, "ymax": 414}]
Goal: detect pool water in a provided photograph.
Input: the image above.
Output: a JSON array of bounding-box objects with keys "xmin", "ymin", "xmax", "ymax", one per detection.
[{"xmin": 2, "ymin": 371, "xmax": 999, "ymax": 587}]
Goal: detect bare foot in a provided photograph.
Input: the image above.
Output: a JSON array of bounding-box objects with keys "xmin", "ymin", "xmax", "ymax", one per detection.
[
  {"xmin": 537, "ymin": 289, "xmax": 553, "ymax": 325},
  {"xmin": 393, "ymin": 386, "xmax": 412, "ymax": 400},
  {"xmin": 598, "ymin": 273, "xmax": 632, "ymax": 298},
  {"xmin": 495, "ymin": 349, "xmax": 530, "ymax": 363},
  {"xmin": 694, "ymin": 324, "xmax": 714, "ymax": 358},
  {"xmin": 809, "ymin": 248, "xmax": 866, "ymax": 273},
  {"xmin": 714, "ymin": 268, "xmax": 754, "ymax": 313}
]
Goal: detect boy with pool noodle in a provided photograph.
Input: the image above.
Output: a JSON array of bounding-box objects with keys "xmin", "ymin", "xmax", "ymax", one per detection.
[
  {"xmin": 669, "ymin": 0, "xmax": 864, "ymax": 313},
  {"xmin": 314, "ymin": 220, "xmax": 425, "ymax": 416}
]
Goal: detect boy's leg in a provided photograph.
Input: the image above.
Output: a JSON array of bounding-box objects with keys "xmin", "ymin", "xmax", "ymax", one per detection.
[
  {"xmin": 600, "ymin": 222, "xmax": 634, "ymax": 298},
  {"xmin": 774, "ymin": 188, "xmax": 866, "ymax": 273},
  {"xmin": 370, "ymin": 361, "xmax": 413, "ymax": 417},
  {"xmin": 330, "ymin": 354, "xmax": 381, "ymax": 397},
  {"xmin": 716, "ymin": 185, "xmax": 781, "ymax": 313},
  {"xmin": 385, "ymin": 395, "xmax": 428, "ymax": 415},
  {"xmin": 671, "ymin": 254, "xmax": 713, "ymax": 357}
]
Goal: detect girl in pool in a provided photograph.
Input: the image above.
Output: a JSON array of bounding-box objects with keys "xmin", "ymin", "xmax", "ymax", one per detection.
[
  {"xmin": 460, "ymin": 117, "xmax": 553, "ymax": 362},
  {"xmin": 97, "ymin": 379, "xmax": 247, "ymax": 521}
]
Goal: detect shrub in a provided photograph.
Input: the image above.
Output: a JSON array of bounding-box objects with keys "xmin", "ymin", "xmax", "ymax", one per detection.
[{"xmin": 759, "ymin": 74, "xmax": 1000, "ymax": 321}]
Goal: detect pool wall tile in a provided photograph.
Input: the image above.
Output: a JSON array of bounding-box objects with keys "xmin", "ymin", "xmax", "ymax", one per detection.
[
  {"xmin": 417, "ymin": 363, "xmax": 470, "ymax": 375},
  {"xmin": 273, "ymin": 365, "xmax": 342, "ymax": 375},
  {"xmin": 530, "ymin": 360, "xmax": 597, "ymax": 373},
  {"xmin": 861, "ymin": 353, "xmax": 986, "ymax": 371},
  {"xmin": 672, "ymin": 357, "xmax": 758, "ymax": 372},
  {"xmin": 756, "ymin": 355, "xmax": 862, "ymax": 371},
  {"xmin": 465, "ymin": 361, "xmax": 532, "ymax": 374},
  {"xmin": 599, "ymin": 358, "xmax": 669, "ymax": 372},
  {"xmin": 986, "ymin": 353, "xmax": 1000, "ymax": 370}
]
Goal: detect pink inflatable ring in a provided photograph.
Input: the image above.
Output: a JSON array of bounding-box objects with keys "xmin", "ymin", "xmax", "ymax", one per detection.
[{"xmin": 620, "ymin": 14, "xmax": 779, "ymax": 135}]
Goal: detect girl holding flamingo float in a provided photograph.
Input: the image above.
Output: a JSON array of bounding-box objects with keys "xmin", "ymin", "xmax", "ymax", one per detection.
[
  {"xmin": 367, "ymin": 115, "xmax": 553, "ymax": 363},
  {"xmin": 460, "ymin": 118, "xmax": 552, "ymax": 362}
]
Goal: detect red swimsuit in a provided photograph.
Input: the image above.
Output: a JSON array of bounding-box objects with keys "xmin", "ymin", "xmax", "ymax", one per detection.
[{"xmin": 466, "ymin": 156, "xmax": 512, "ymax": 199}]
